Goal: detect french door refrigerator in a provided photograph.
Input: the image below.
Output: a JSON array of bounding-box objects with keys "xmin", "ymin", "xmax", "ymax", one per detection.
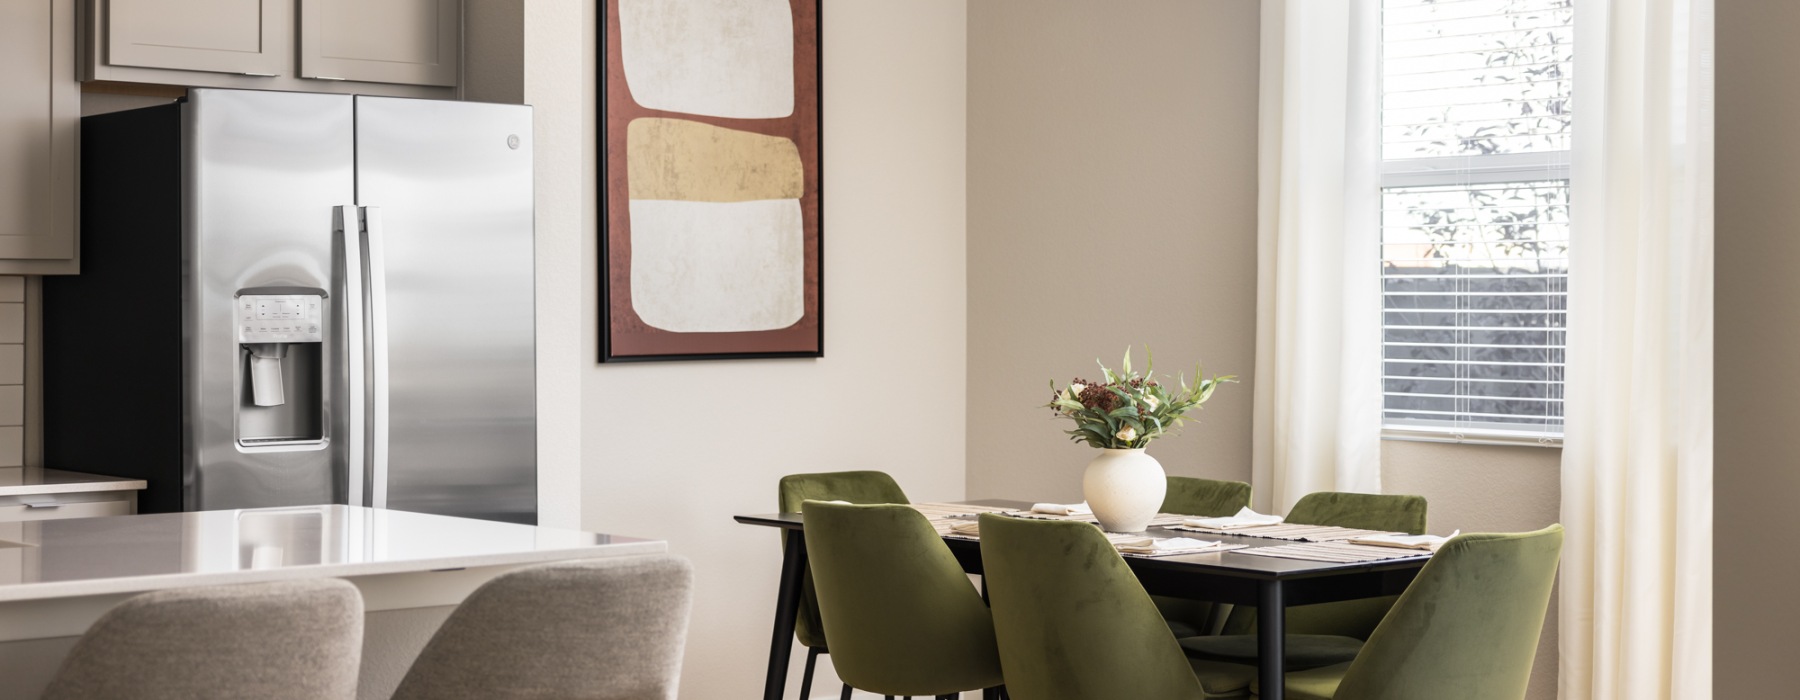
[{"xmin": 44, "ymin": 89, "xmax": 537, "ymax": 524}]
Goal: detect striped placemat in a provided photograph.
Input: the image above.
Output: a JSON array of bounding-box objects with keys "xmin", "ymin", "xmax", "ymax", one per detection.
[
  {"xmin": 1233, "ymin": 541, "xmax": 1434, "ymax": 563},
  {"xmin": 938, "ymin": 521, "xmax": 1248, "ymax": 558},
  {"xmin": 1004, "ymin": 511, "xmax": 1193, "ymax": 529},
  {"xmin": 1121, "ymin": 543, "xmax": 1251, "ymax": 558},
  {"xmin": 909, "ymin": 502, "xmax": 1014, "ymax": 519},
  {"xmin": 939, "ymin": 519, "xmax": 983, "ymax": 538},
  {"xmin": 1166, "ymin": 523, "xmax": 1405, "ymax": 543}
]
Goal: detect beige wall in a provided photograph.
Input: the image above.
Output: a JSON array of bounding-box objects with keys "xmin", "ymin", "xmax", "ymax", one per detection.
[
  {"xmin": 966, "ymin": 0, "xmax": 1262, "ymax": 500},
  {"xmin": 1716, "ymin": 1, "xmax": 1799, "ymax": 696},
  {"xmin": 570, "ymin": 2, "xmax": 972, "ymax": 698}
]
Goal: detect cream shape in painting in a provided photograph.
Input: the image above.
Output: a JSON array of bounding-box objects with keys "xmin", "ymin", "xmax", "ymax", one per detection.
[
  {"xmin": 629, "ymin": 199, "xmax": 804, "ymax": 333},
  {"xmin": 618, "ymin": 0, "xmax": 796, "ymax": 119}
]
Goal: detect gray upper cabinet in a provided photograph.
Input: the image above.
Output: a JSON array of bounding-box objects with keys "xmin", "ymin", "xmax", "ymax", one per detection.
[
  {"xmin": 300, "ymin": 0, "xmax": 459, "ymax": 87},
  {"xmin": 106, "ymin": 0, "xmax": 286, "ymax": 76},
  {"xmin": 0, "ymin": 0, "xmax": 80, "ymax": 273},
  {"xmin": 81, "ymin": 0, "xmax": 459, "ymax": 98}
]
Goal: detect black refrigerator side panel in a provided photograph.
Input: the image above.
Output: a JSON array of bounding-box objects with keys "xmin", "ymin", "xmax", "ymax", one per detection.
[{"xmin": 44, "ymin": 104, "xmax": 184, "ymax": 513}]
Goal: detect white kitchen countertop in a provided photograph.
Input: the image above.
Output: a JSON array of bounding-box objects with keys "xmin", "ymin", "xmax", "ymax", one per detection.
[
  {"xmin": 0, "ymin": 469, "xmax": 146, "ymax": 497},
  {"xmin": 0, "ymin": 504, "xmax": 664, "ymax": 603}
]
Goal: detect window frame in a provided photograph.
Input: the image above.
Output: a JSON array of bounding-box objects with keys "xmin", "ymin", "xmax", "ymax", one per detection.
[{"xmin": 1376, "ymin": 0, "xmax": 1571, "ymax": 447}]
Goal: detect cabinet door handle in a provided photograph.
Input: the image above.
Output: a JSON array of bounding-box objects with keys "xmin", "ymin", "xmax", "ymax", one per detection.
[
  {"xmin": 22, "ymin": 498, "xmax": 60, "ymax": 509},
  {"xmin": 239, "ymin": 72, "xmax": 280, "ymax": 77}
]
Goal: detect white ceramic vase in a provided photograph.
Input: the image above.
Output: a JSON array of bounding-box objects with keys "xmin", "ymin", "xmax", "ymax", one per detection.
[{"xmin": 1082, "ymin": 448, "xmax": 1167, "ymax": 532}]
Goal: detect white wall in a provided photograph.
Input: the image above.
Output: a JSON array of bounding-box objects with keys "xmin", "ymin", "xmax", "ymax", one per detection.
[
  {"xmin": 572, "ymin": 2, "xmax": 972, "ymax": 698},
  {"xmin": 520, "ymin": 0, "xmax": 586, "ymax": 530}
]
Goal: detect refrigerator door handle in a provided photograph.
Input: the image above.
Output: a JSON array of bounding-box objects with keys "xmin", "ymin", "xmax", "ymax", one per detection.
[
  {"xmin": 360, "ymin": 206, "xmax": 391, "ymax": 510},
  {"xmin": 335, "ymin": 205, "xmax": 367, "ymax": 508}
]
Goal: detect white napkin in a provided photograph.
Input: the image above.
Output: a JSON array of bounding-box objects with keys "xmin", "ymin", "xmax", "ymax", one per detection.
[
  {"xmin": 1113, "ymin": 536, "xmax": 1223, "ymax": 554},
  {"xmin": 948, "ymin": 520, "xmax": 982, "ymax": 536},
  {"xmin": 1350, "ymin": 530, "xmax": 1460, "ymax": 551},
  {"xmin": 1029, "ymin": 501, "xmax": 1092, "ymax": 516},
  {"xmin": 1182, "ymin": 506, "xmax": 1285, "ymax": 530}
]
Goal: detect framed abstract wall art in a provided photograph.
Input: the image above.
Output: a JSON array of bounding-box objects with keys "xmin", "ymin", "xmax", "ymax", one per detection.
[{"xmin": 599, "ymin": 0, "xmax": 823, "ymax": 362}]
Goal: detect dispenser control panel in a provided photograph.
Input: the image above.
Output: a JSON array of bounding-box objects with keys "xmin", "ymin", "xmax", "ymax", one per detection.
[{"xmin": 237, "ymin": 294, "xmax": 323, "ymax": 343}]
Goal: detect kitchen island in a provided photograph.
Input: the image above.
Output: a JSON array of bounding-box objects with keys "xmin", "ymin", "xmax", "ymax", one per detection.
[{"xmin": 0, "ymin": 505, "xmax": 665, "ymax": 699}]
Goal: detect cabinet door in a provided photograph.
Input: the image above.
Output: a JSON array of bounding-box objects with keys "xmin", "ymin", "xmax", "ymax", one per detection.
[
  {"xmin": 106, "ymin": 0, "xmax": 286, "ymax": 76},
  {"xmin": 300, "ymin": 0, "xmax": 459, "ymax": 87},
  {"xmin": 0, "ymin": 0, "xmax": 78, "ymax": 262}
]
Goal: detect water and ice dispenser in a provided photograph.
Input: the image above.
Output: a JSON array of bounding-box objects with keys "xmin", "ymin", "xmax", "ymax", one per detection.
[{"xmin": 236, "ymin": 289, "xmax": 325, "ymax": 446}]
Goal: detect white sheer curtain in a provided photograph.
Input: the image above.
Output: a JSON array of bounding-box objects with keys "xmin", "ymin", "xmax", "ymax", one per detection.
[
  {"xmin": 1561, "ymin": 1, "xmax": 1713, "ymax": 698},
  {"xmin": 1251, "ymin": 0, "xmax": 1384, "ymax": 513}
]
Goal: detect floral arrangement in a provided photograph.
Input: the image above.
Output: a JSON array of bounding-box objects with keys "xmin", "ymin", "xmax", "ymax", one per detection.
[{"xmin": 1046, "ymin": 347, "xmax": 1235, "ymax": 450}]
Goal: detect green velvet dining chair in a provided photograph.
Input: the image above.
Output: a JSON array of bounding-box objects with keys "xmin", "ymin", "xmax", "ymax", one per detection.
[
  {"xmin": 801, "ymin": 501, "xmax": 1005, "ymax": 699},
  {"xmin": 1259, "ymin": 525, "xmax": 1564, "ymax": 700},
  {"xmin": 1156, "ymin": 476, "xmax": 1255, "ymax": 637},
  {"xmin": 1180, "ymin": 491, "xmax": 1428, "ymax": 671},
  {"xmin": 978, "ymin": 513, "xmax": 1255, "ymax": 700},
  {"xmin": 1162, "ymin": 476, "xmax": 1254, "ymax": 519},
  {"xmin": 778, "ymin": 471, "xmax": 910, "ymax": 700}
]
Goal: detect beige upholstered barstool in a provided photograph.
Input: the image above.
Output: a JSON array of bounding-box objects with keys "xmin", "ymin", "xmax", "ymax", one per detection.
[
  {"xmin": 390, "ymin": 554, "xmax": 695, "ymax": 700},
  {"xmin": 42, "ymin": 578, "xmax": 365, "ymax": 700}
]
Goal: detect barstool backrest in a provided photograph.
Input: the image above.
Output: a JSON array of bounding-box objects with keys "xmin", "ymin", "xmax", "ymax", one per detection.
[
  {"xmin": 43, "ymin": 578, "xmax": 364, "ymax": 700},
  {"xmin": 391, "ymin": 554, "xmax": 694, "ymax": 700}
]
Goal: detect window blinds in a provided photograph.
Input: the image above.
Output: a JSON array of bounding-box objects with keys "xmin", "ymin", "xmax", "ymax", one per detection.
[{"xmin": 1379, "ymin": 0, "xmax": 1572, "ymax": 440}]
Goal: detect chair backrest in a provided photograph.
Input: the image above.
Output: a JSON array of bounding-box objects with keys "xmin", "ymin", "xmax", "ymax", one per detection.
[
  {"xmin": 778, "ymin": 470, "xmax": 909, "ymax": 513},
  {"xmin": 390, "ymin": 554, "xmax": 693, "ymax": 700},
  {"xmin": 978, "ymin": 514, "xmax": 1209, "ymax": 700},
  {"xmin": 1333, "ymin": 525, "xmax": 1564, "ymax": 700},
  {"xmin": 777, "ymin": 470, "xmax": 909, "ymax": 649},
  {"xmin": 1161, "ymin": 475, "xmax": 1253, "ymax": 517},
  {"xmin": 801, "ymin": 502, "xmax": 1002, "ymax": 696},
  {"xmin": 43, "ymin": 579, "xmax": 363, "ymax": 700},
  {"xmin": 1286, "ymin": 491, "xmax": 1429, "ymax": 535},
  {"xmin": 1221, "ymin": 491, "xmax": 1430, "ymax": 637}
]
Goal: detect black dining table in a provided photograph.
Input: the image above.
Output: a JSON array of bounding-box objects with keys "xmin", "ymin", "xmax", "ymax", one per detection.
[{"xmin": 735, "ymin": 499, "xmax": 1429, "ymax": 700}]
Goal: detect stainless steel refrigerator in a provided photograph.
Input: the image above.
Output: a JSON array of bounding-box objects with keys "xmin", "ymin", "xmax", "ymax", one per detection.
[{"xmin": 44, "ymin": 89, "xmax": 537, "ymax": 524}]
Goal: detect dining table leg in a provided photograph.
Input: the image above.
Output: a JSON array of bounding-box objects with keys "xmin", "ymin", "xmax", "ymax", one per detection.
[
  {"xmin": 764, "ymin": 529, "xmax": 809, "ymax": 700},
  {"xmin": 1258, "ymin": 579, "xmax": 1287, "ymax": 700}
]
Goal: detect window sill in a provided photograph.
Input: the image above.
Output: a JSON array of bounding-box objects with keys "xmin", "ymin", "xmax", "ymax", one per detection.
[{"xmin": 1382, "ymin": 428, "xmax": 1563, "ymax": 449}]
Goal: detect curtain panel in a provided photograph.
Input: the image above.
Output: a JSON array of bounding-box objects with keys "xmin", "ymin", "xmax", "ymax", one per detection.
[
  {"xmin": 1251, "ymin": 0, "xmax": 1384, "ymax": 513},
  {"xmin": 1561, "ymin": 1, "xmax": 1714, "ymax": 698}
]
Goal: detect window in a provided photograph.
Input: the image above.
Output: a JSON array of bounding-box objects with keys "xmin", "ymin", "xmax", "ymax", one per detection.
[{"xmin": 1380, "ymin": 0, "xmax": 1572, "ymax": 443}]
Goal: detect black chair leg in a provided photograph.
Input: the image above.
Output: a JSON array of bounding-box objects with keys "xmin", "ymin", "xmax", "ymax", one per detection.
[
  {"xmin": 839, "ymin": 683, "xmax": 853, "ymax": 700},
  {"xmin": 800, "ymin": 648, "xmax": 821, "ymax": 700}
]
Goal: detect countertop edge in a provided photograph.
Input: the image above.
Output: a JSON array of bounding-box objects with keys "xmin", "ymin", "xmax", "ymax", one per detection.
[
  {"xmin": 0, "ymin": 539, "xmax": 669, "ymax": 603},
  {"xmin": 0, "ymin": 470, "xmax": 148, "ymax": 498}
]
